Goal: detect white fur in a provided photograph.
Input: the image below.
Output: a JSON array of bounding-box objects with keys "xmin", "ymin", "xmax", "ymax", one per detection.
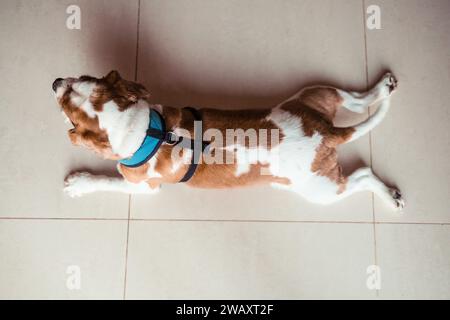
[
  {"xmin": 346, "ymin": 98, "xmax": 391, "ymax": 143},
  {"xmin": 64, "ymin": 172, "xmax": 157, "ymax": 197},
  {"xmin": 74, "ymin": 82, "xmax": 96, "ymax": 117},
  {"xmin": 324, "ymin": 167, "xmax": 405, "ymax": 210},
  {"xmin": 222, "ymin": 144, "xmax": 265, "ymax": 176},
  {"xmin": 264, "ymin": 107, "xmax": 342, "ymax": 199},
  {"xmin": 97, "ymin": 100, "xmax": 149, "ymax": 158},
  {"xmin": 146, "ymin": 155, "xmax": 162, "ymax": 179},
  {"xmin": 234, "ymin": 146, "xmax": 256, "ymax": 176},
  {"xmin": 73, "ymin": 81, "xmax": 96, "ymax": 98},
  {"xmin": 343, "ymin": 73, "xmax": 396, "ymax": 143},
  {"xmin": 55, "ymin": 77, "xmax": 76, "ymax": 100},
  {"xmin": 338, "ymin": 73, "xmax": 394, "ymax": 113}
]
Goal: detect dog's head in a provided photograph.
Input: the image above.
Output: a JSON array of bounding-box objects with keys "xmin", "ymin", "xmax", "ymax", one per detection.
[{"xmin": 53, "ymin": 70, "xmax": 151, "ymax": 159}]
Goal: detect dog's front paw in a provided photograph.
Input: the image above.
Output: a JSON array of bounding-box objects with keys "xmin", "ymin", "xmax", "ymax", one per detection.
[
  {"xmin": 379, "ymin": 72, "xmax": 398, "ymax": 96},
  {"xmin": 64, "ymin": 172, "xmax": 94, "ymax": 198},
  {"xmin": 385, "ymin": 73, "xmax": 398, "ymax": 93},
  {"xmin": 389, "ymin": 188, "xmax": 405, "ymax": 212}
]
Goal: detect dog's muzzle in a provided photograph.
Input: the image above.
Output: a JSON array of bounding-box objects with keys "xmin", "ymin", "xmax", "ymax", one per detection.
[{"xmin": 52, "ymin": 78, "xmax": 64, "ymax": 92}]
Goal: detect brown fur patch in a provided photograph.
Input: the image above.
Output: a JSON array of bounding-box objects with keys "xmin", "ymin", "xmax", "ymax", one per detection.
[
  {"xmin": 187, "ymin": 157, "xmax": 291, "ymax": 189},
  {"xmin": 155, "ymin": 145, "xmax": 192, "ymax": 183},
  {"xmin": 310, "ymin": 144, "xmax": 347, "ymax": 193},
  {"xmin": 119, "ymin": 163, "xmax": 150, "ymax": 183},
  {"xmin": 89, "ymin": 72, "xmax": 151, "ymax": 112},
  {"xmin": 280, "ymin": 98, "xmax": 355, "ymax": 146},
  {"xmin": 299, "ymin": 87, "xmax": 344, "ymax": 121},
  {"xmin": 200, "ymin": 108, "xmax": 284, "ymax": 149},
  {"xmin": 161, "ymin": 107, "xmax": 285, "ymax": 151}
]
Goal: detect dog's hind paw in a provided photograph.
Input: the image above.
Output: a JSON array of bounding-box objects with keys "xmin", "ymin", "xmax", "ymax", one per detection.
[
  {"xmin": 381, "ymin": 72, "xmax": 398, "ymax": 95},
  {"xmin": 390, "ymin": 188, "xmax": 405, "ymax": 211}
]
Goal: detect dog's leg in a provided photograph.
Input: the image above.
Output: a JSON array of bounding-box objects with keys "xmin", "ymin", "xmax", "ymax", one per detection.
[
  {"xmin": 278, "ymin": 73, "xmax": 397, "ymax": 121},
  {"xmin": 341, "ymin": 96, "xmax": 392, "ymax": 143},
  {"xmin": 337, "ymin": 72, "xmax": 398, "ymax": 113},
  {"xmin": 63, "ymin": 172, "xmax": 159, "ymax": 197},
  {"xmin": 298, "ymin": 167, "xmax": 405, "ymax": 211},
  {"xmin": 343, "ymin": 167, "xmax": 404, "ymax": 211}
]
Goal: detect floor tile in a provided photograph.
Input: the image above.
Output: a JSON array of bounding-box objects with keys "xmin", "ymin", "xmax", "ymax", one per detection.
[
  {"xmin": 125, "ymin": 221, "xmax": 376, "ymax": 299},
  {"xmin": 376, "ymin": 223, "xmax": 450, "ymax": 299},
  {"xmin": 0, "ymin": 0, "xmax": 138, "ymax": 218},
  {"xmin": 0, "ymin": 219, "xmax": 127, "ymax": 299},
  {"xmin": 134, "ymin": 0, "xmax": 373, "ymax": 221},
  {"xmin": 366, "ymin": 0, "xmax": 450, "ymax": 222},
  {"xmin": 131, "ymin": 186, "xmax": 372, "ymax": 222}
]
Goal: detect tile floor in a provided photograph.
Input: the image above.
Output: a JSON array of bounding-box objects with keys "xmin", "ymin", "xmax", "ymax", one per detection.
[{"xmin": 0, "ymin": 0, "xmax": 449, "ymax": 299}]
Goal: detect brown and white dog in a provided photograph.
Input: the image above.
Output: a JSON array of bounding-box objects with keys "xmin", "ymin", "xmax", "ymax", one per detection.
[{"xmin": 53, "ymin": 70, "xmax": 404, "ymax": 210}]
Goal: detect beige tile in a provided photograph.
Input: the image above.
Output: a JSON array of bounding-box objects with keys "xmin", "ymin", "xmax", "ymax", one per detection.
[
  {"xmin": 0, "ymin": 0, "xmax": 139, "ymax": 218},
  {"xmin": 125, "ymin": 221, "xmax": 376, "ymax": 299},
  {"xmin": 366, "ymin": 0, "xmax": 450, "ymax": 222},
  {"xmin": 0, "ymin": 219, "xmax": 127, "ymax": 299},
  {"xmin": 134, "ymin": 0, "xmax": 373, "ymax": 221},
  {"xmin": 131, "ymin": 186, "xmax": 372, "ymax": 222},
  {"xmin": 376, "ymin": 224, "xmax": 450, "ymax": 299}
]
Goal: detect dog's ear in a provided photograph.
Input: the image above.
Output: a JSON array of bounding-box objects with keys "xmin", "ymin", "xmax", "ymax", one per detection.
[
  {"xmin": 104, "ymin": 70, "xmax": 121, "ymax": 84},
  {"xmin": 104, "ymin": 70, "xmax": 150, "ymax": 103},
  {"xmin": 125, "ymin": 81, "xmax": 150, "ymax": 102},
  {"xmin": 67, "ymin": 128, "xmax": 115, "ymax": 157}
]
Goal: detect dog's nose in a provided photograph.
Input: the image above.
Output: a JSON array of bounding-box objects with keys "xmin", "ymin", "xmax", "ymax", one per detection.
[{"xmin": 52, "ymin": 78, "xmax": 63, "ymax": 92}]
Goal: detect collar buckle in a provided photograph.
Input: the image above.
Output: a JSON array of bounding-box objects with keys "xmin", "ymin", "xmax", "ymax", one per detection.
[{"xmin": 165, "ymin": 131, "xmax": 179, "ymax": 145}]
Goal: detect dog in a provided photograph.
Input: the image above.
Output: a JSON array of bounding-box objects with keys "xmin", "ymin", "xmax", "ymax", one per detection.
[{"xmin": 53, "ymin": 70, "xmax": 404, "ymax": 210}]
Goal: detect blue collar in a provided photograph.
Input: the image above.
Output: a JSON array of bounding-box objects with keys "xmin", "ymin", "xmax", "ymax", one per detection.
[
  {"xmin": 118, "ymin": 106, "xmax": 210, "ymax": 183},
  {"xmin": 119, "ymin": 109, "xmax": 165, "ymax": 168}
]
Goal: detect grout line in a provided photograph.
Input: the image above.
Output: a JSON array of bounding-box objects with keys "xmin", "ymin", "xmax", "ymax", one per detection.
[
  {"xmin": 362, "ymin": 0, "xmax": 370, "ymax": 95},
  {"xmin": 123, "ymin": 0, "xmax": 141, "ymax": 300},
  {"xmin": 362, "ymin": 0, "xmax": 379, "ymax": 298},
  {"xmin": 128, "ymin": 218, "xmax": 450, "ymax": 226},
  {"xmin": 372, "ymin": 214, "xmax": 379, "ymax": 297},
  {"xmin": 0, "ymin": 216, "xmax": 448, "ymax": 225},
  {"xmin": 374, "ymin": 221, "xmax": 450, "ymax": 226},
  {"xmin": 122, "ymin": 195, "xmax": 132, "ymax": 300},
  {"xmin": 0, "ymin": 217, "xmax": 128, "ymax": 221},
  {"xmin": 129, "ymin": 218, "xmax": 374, "ymax": 224},
  {"xmin": 134, "ymin": 0, "xmax": 141, "ymax": 83}
]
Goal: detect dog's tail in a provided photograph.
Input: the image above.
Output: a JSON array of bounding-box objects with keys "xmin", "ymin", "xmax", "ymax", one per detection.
[{"xmin": 332, "ymin": 99, "xmax": 391, "ymax": 145}]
